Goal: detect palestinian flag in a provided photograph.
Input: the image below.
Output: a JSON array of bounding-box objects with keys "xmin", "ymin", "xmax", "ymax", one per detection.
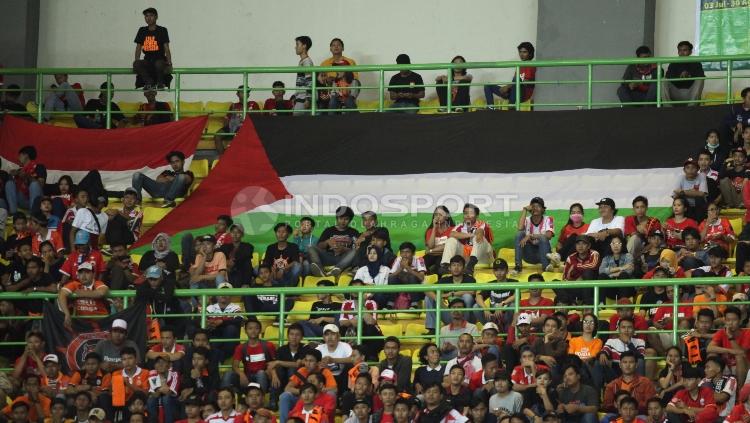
[
  {"xmin": 135, "ymin": 106, "xmax": 727, "ymax": 252},
  {"xmin": 0, "ymin": 115, "xmax": 206, "ymax": 191},
  {"xmin": 41, "ymin": 301, "xmax": 147, "ymax": 373}
]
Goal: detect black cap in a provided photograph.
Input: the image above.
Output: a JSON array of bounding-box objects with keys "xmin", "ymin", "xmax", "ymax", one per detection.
[
  {"xmin": 575, "ymin": 234, "xmax": 592, "ymax": 245},
  {"xmin": 492, "ymin": 258, "xmax": 509, "ymax": 270},
  {"xmin": 183, "ymin": 395, "xmax": 202, "ymax": 406},
  {"xmin": 707, "ymin": 245, "xmax": 728, "ymax": 259},
  {"xmin": 352, "ymin": 398, "xmax": 372, "ymax": 408},
  {"xmin": 530, "ymin": 197, "xmax": 546, "ymax": 208},
  {"xmin": 596, "ymin": 197, "xmax": 616, "ymax": 208},
  {"xmin": 142, "ymin": 7, "xmax": 158, "ymax": 16}
]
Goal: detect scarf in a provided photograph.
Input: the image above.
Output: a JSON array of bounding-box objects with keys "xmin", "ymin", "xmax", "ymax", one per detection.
[
  {"xmin": 366, "ymin": 246, "xmax": 383, "ymax": 279},
  {"xmin": 152, "ymin": 232, "xmax": 171, "ymax": 260},
  {"xmin": 705, "ymin": 142, "xmax": 719, "ymax": 154}
]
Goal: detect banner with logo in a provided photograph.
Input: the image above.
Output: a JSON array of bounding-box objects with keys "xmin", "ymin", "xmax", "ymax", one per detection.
[{"xmin": 696, "ymin": 0, "xmax": 750, "ymax": 70}]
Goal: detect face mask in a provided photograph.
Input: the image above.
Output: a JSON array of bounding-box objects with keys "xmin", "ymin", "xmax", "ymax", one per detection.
[{"xmin": 570, "ymin": 213, "xmax": 583, "ymax": 224}]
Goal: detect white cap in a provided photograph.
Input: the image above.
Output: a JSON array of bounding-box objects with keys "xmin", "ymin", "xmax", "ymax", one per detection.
[
  {"xmin": 482, "ymin": 322, "xmax": 500, "ymax": 333},
  {"xmin": 77, "ymin": 262, "xmax": 94, "ymax": 272},
  {"xmin": 43, "ymin": 354, "xmax": 59, "ymax": 363},
  {"xmin": 380, "ymin": 368, "xmax": 396, "ymax": 382},
  {"xmin": 323, "ymin": 323, "xmax": 340, "ymax": 334},
  {"xmin": 112, "ymin": 319, "xmax": 128, "ymax": 331},
  {"xmin": 217, "ymin": 282, "xmax": 233, "ymax": 289},
  {"xmin": 517, "ymin": 313, "xmax": 532, "ymax": 325}
]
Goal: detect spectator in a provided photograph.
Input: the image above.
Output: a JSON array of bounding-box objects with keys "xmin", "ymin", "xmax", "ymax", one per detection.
[
  {"xmin": 110, "ymin": 347, "xmax": 149, "ymax": 411},
  {"xmin": 279, "ymin": 348, "xmax": 337, "ymax": 423},
  {"xmin": 424, "ymin": 205, "xmax": 455, "ymax": 274},
  {"xmin": 519, "ymin": 277, "xmax": 555, "ymax": 326},
  {"xmin": 5, "ymin": 375, "xmax": 50, "ymax": 422},
  {"xmin": 188, "ymin": 235, "xmax": 227, "ymax": 289},
  {"xmin": 297, "ymin": 279, "xmax": 340, "ymax": 337},
  {"xmin": 267, "ymin": 323, "xmax": 307, "ymax": 410},
  {"xmin": 245, "ymin": 264, "xmax": 294, "ymax": 319},
  {"xmin": 235, "ymin": 383, "xmax": 274, "ymax": 423},
  {"xmin": 699, "ymin": 206, "xmax": 735, "ymax": 256},
  {"xmin": 308, "ymin": 206, "xmax": 360, "ymax": 278},
  {"xmin": 289, "ymin": 383, "xmax": 329, "ymax": 423},
  {"xmin": 700, "ymin": 356, "xmax": 736, "ymax": 419},
  {"xmin": 445, "ymin": 365, "xmax": 472, "ymax": 415},
  {"xmin": 673, "ymin": 158, "xmax": 708, "ymax": 221},
  {"xmin": 665, "ymin": 366, "xmax": 717, "ymax": 423},
  {"xmin": 568, "ymin": 313, "xmax": 602, "ymax": 366},
  {"xmin": 425, "ymin": 256, "xmax": 477, "ymax": 335},
  {"xmin": 725, "ymin": 87, "xmax": 750, "ymax": 139},
  {"xmin": 514, "ymin": 197, "xmax": 554, "ymax": 274},
  {"xmin": 617, "ymin": 46, "xmax": 661, "ymax": 106},
  {"xmin": 531, "ymin": 316, "xmax": 568, "ymax": 369},
  {"xmin": 180, "ymin": 396, "xmax": 208, "ymax": 423},
  {"xmin": 146, "ymin": 355, "xmax": 179, "ymax": 423},
  {"xmin": 474, "ymin": 258, "xmax": 516, "ymax": 327},
  {"xmin": 598, "ymin": 235, "xmax": 635, "ymax": 301},
  {"xmin": 93, "ymin": 319, "xmax": 140, "ymax": 373},
  {"xmin": 74, "ymin": 82, "xmax": 126, "ymax": 129},
  {"xmin": 349, "ymin": 211, "xmax": 393, "ymax": 269},
  {"xmin": 648, "ymin": 286, "xmax": 693, "ymax": 353},
  {"xmin": 42, "ymin": 74, "xmax": 83, "ymax": 122},
  {"xmin": 353, "ymin": 245, "xmax": 390, "ymax": 288},
  {"xmin": 436, "ymin": 55, "xmax": 473, "ymax": 111},
  {"xmin": 263, "ymin": 81, "xmax": 293, "ymax": 116},
  {"xmin": 371, "ymin": 384, "xmax": 397, "ymax": 423},
  {"xmin": 388, "ymin": 54, "xmax": 425, "ymax": 113},
  {"xmin": 1, "ymin": 84, "xmax": 31, "ymax": 120},
  {"xmin": 603, "ymin": 352, "xmax": 656, "ymax": 414},
  {"xmin": 293, "ymin": 216, "xmax": 318, "ymax": 277},
  {"xmin": 441, "ymin": 203, "xmax": 494, "ymax": 275},
  {"xmin": 664, "ymin": 41, "xmax": 705, "ymax": 106},
  {"xmin": 180, "ymin": 329, "xmax": 221, "ymax": 384},
  {"xmin": 440, "ymin": 297, "xmax": 481, "ymax": 361},
  {"xmin": 550, "ymin": 203, "xmax": 589, "ymax": 269},
  {"xmin": 413, "ymin": 343, "xmax": 443, "ymax": 395},
  {"xmin": 104, "ymin": 188, "xmax": 143, "ymax": 247},
  {"xmin": 69, "ymin": 195, "xmax": 108, "ymax": 250},
  {"xmin": 707, "ymin": 306, "xmax": 750, "ymax": 385},
  {"xmin": 58, "ymin": 262, "xmax": 110, "ymax": 329},
  {"xmin": 227, "ymin": 317, "xmax": 275, "ymax": 391},
  {"xmin": 484, "ymin": 42, "xmax": 536, "ymax": 109},
  {"xmin": 615, "ymin": 397, "xmax": 646, "ymax": 423},
  {"xmin": 293, "ymin": 36, "xmax": 314, "ymax": 115},
  {"xmin": 469, "ymin": 352, "xmax": 499, "ymax": 396},
  {"xmin": 720, "ymin": 147, "xmax": 749, "ymax": 208},
  {"xmin": 6, "ymin": 145, "xmax": 45, "ymax": 216},
  {"xmin": 30, "ymin": 213, "xmax": 63, "ymax": 257},
  {"xmin": 135, "ymin": 265, "xmax": 184, "ymax": 339},
  {"xmin": 377, "ymin": 337, "xmax": 412, "ymax": 393},
  {"xmin": 663, "ymin": 197, "xmax": 699, "ymax": 250},
  {"xmin": 697, "ymin": 149, "xmax": 721, "ymax": 204},
  {"xmin": 133, "ymin": 7, "xmax": 172, "ymax": 90},
  {"xmin": 657, "ymin": 347, "xmax": 685, "ymax": 405},
  {"xmin": 262, "ymin": 222, "xmax": 301, "ymax": 287},
  {"xmin": 596, "ymin": 317, "xmax": 646, "ymax": 389},
  {"xmin": 204, "ymin": 282, "xmax": 242, "ymax": 361},
  {"xmin": 510, "ymin": 347, "xmax": 549, "ymax": 399},
  {"xmin": 132, "ymin": 151, "xmax": 193, "ymax": 208},
  {"xmin": 320, "ymin": 38, "xmax": 360, "ymax": 112},
  {"xmin": 205, "ymin": 388, "xmax": 238, "ymax": 423},
  {"xmin": 133, "ymin": 87, "xmax": 172, "ymax": 126},
  {"xmin": 556, "ymin": 365, "xmax": 599, "ymax": 423},
  {"xmin": 724, "ymin": 384, "xmax": 750, "ymax": 423},
  {"xmin": 222, "ymin": 223, "xmax": 254, "ymax": 287},
  {"xmin": 489, "ymin": 372, "xmax": 523, "ymax": 417},
  {"xmin": 213, "ymin": 85, "xmax": 260, "ymax": 154},
  {"xmin": 387, "ymin": 241, "xmax": 426, "ymax": 309},
  {"xmin": 417, "ymin": 382, "xmax": 468, "ymax": 423},
  {"xmin": 586, "ymin": 197, "xmax": 625, "ymax": 256},
  {"xmin": 317, "ymin": 324, "xmax": 353, "ymax": 391},
  {"xmin": 138, "ymin": 232, "xmax": 179, "ymax": 283},
  {"xmin": 444, "ymin": 332, "xmax": 482, "ymax": 384},
  {"xmin": 559, "ymin": 235, "xmax": 600, "ymax": 304},
  {"xmin": 145, "ymin": 325, "xmax": 185, "ymax": 367}
]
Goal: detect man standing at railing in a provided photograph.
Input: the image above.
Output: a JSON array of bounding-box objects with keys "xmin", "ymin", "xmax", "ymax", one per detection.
[
  {"xmin": 617, "ymin": 46, "xmax": 662, "ymax": 107},
  {"xmin": 133, "ymin": 8, "xmax": 172, "ymax": 90},
  {"xmin": 293, "ymin": 36, "xmax": 314, "ymax": 115},
  {"xmin": 663, "ymin": 41, "xmax": 705, "ymax": 107}
]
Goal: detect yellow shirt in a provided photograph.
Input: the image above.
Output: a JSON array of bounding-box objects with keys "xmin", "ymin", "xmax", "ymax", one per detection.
[{"xmin": 320, "ymin": 56, "xmax": 359, "ymax": 79}]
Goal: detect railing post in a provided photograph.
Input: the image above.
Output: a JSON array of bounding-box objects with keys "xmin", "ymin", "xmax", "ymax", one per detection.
[
  {"xmin": 434, "ymin": 288, "xmax": 442, "ymax": 348},
  {"xmin": 656, "ymin": 64, "xmax": 662, "ymax": 107},
  {"xmin": 514, "ymin": 288, "xmax": 520, "ymax": 339},
  {"xmin": 593, "ymin": 285, "xmax": 599, "ymax": 316},
  {"xmin": 36, "ymin": 72, "xmax": 43, "ymax": 123},
  {"xmin": 356, "ymin": 290, "xmax": 363, "ymax": 345},
  {"xmin": 242, "ymin": 72, "xmax": 249, "ymax": 120},
  {"xmin": 586, "ymin": 64, "xmax": 593, "ymax": 110},
  {"xmin": 174, "ymin": 73, "xmax": 181, "ymax": 121},
  {"xmin": 514, "ymin": 65, "xmax": 521, "ymax": 109},
  {"xmin": 310, "ymin": 71, "xmax": 317, "ymax": 116},
  {"xmin": 279, "ymin": 292, "xmax": 286, "ymax": 345},
  {"xmin": 727, "ymin": 60, "xmax": 734, "ymax": 104},
  {"xmin": 105, "ymin": 73, "xmax": 112, "ymax": 129},
  {"xmin": 200, "ymin": 294, "xmax": 207, "ymax": 328},
  {"xmin": 446, "ymin": 69, "xmax": 452, "ymax": 113},
  {"xmin": 378, "ymin": 70, "xmax": 385, "ymax": 112},
  {"xmin": 122, "ymin": 295, "xmax": 128, "ymax": 309},
  {"xmin": 672, "ymin": 283, "xmax": 679, "ymax": 345}
]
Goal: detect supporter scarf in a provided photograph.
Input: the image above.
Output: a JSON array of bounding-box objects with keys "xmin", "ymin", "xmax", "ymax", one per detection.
[
  {"xmin": 152, "ymin": 232, "xmax": 171, "ymax": 260},
  {"xmin": 16, "ymin": 160, "xmax": 38, "ymax": 195},
  {"xmin": 366, "ymin": 246, "xmax": 383, "ymax": 278}
]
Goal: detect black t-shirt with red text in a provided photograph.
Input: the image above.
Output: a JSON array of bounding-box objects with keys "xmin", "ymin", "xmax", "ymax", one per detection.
[
  {"xmin": 134, "ymin": 25, "xmax": 170, "ymax": 61},
  {"xmin": 318, "ymin": 226, "xmax": 360, "ymax": 254}
]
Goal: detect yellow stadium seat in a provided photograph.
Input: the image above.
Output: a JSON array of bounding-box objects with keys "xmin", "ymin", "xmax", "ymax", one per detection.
[
  {"xmin": 730, "ymin": 218, "xmax": 743, "ymax": 237},
  {"xmin": 205, "ymin": 118, "xmax": 225, "ymax": 136},
  {"xmin": 26, "ymin": 101, "xmax": 38, "ymax": 114},
  {"xmin": 378, "ymin": 349, "xmax": 412, "ymax": 361},
  {"xmin": 475, "ymin": 272, "xmax": 495, "ymax": 283},
  {"xmin": 412, "ymin": 349, "xmax": 422, "ymax": 363},
  {"xmin": 263, "ymin": 325, "xmax": 280, "ymax": 341},
  {"xmin": 287, "ymin": 301, "xmax": 313, "ymax": 322},
  {"xmin": 117, "ymin": 102, "xmax": 142, "ymax": 118},
  {"xmin": 404, "ymin": 323, "xmax": 429, "ymax": 344},
  {"xmin": 211, "ymin": 159, "xmax": 220, "ymax": 169},
  {"xmin": 143, "ymin": 207, "xmax": 172, "ymax": 226},
  {"xmin": 303, "ymin": 276, "xmax": 337, "ymax": 288},
  {"xmin": 356, "ymin": 100, "xmax": 380, "ymax": 112},
  {"xmin": 205, "ymin": 101, "xmax": 233, "ymax": 114},
  {"xmin": 598, "ymin": 309, "xmax": 616, "ymax": 322},
  {"xmin": 179, "ymin": 101, "xmax": 205, "ymax": 117},
  {"xmin": 702, "ymin": 92, "xmax": 737, "ymax": 106},
  {"xmin": 51, "ymin": 118, "xmax": 76, "ymax": 127},
  {"xmin": 337, "ymin": 274, "xmax": 353, "ymax": 287},
  {"xmin": 131, "ymin": 254, "xmax": 142, "ymax": 265},
  {"xmin": 418, "ymin": 98, "xmax": 440, "ymax": 115},
  {"xmin": 189, "ymin": 159, "xmax": 210, "ymax": 179},
  {"xmin": 498, "ymin": 248, "xmax": 514, "ymax": 263},
  {"xmin": 252, "ymin": 252, "xmax": 260, "ymax": 269},
  {"xmin": 379, "ymin": 323, "xmax": 403, "ymax": 338},
  {"xmin": 197, "ymin": 140, "xmax": 215, "ymax": 151},
  {"xmin": 424, "ymin": 274, "xmax": 439, "ymax": 285}
]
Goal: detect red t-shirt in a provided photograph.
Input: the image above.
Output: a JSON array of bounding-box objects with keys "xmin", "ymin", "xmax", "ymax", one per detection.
[
  {"xmin": 623, "ymin": 216, "xmax": 661, "ymax": 237},
  {"xmin": 510, "ymin": 363, "xmax": 549, "ymax": 386},
  {"xmin": 669, "ymin": 386, "xmax": 715, "ymax": 408},
  {"xmin": 262, "ymin": 98, "xmax": 293, "ymax": 115},
  {"xmin": 32, "ymin": 230, "xmax": 65, "ymax": 256},
  {"xmin": 663, "ymin": 218, "xmax": 699, "ymax": 249},
  {"xmin": 519, "ymin": 297, "xmax": 554, "ymax": 319},
  {"xmin": 518, "ymin": 66, "xmax": 536, "ymax": 100},
  {"xmin": 60, "ymin": 250, "xmax": 107, "ymax": 277},
  {"xmin": 290, "ymin": 393, "xmax": 336, "ymax": 422},
  {"xmin": 468, "ymin": 369, "xmax": 490, "ymax": 391},
  {"xmin": 61, "ymin": 280, "xmax": 109, "ymax": 316},
  {"xmin": 725, "ymin": 404, "xmax": 750, "ymax": 423},
  {"xmin": 698, "ymin": 218, "xmax": 735, "ymax": 253},
  {"xmin": 652, "ymin": 305, "xmax": 693, "ymax": 330},
  {"xmin": 558, "ymin": 223, "xmax": 589, "ymax": 245},
  {"xmin": 711, "ymin": 328, "xmax": 750, "ymax": 366},
  {"xmin": 233, "ymin": 341, "xmax": 276, "ymax": 374},
  {"xmin": 150, "ymin": 343, "xmax": 185, "ymax": 356},
  {"xmin": 425, "ymin": 226, "xmax": 452, "ymax": 247}
]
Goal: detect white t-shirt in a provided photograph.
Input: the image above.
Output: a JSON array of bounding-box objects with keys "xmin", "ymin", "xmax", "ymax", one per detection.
[
  {"xmin": 205, "ymin": 302, "xmax": 241, "ymax": 315},
  {"xmin": 353, "ymin": 265, "xmax": 390, "ymax": 285},
  {"xmin": 522, "ymin": 215, "xmax": 555, "ymax": 236},
  {"xmin": 390, "ymin": 256, "xmax": 427, "ymax": 274},
  {"xmin": 444, "ymin": 355, "xmax": 482, "ymax": 379},
  {"xmin": 316, "ymin": 341, "xmax": 353, "ymax": 376},
  {"xmin": 72, "ymin": 208, "xmax": 109, "ymax": 235},
  {"xmin": 205, "ymin": 411, "xmax": 238, "ymax": 423},
  {"xmin": 586, "ymin": 215, "xmax": 625, "ymax": 235}
]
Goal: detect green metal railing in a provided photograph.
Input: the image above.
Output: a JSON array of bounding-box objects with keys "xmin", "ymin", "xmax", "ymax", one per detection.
[
  {"xmin": 1, "ymin": 54, "xmax": 748, "ymax": 130},
  {"xmin": 0, "ymin": 276, "xmax": 743, "ymax": 371}
]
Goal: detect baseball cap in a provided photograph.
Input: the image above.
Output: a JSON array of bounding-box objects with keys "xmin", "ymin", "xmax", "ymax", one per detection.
[
  {"xmin": 733, "ymin": 292, "xmax": 748, "ymax": 302},
  {"xmin": 530, "ymin": 197, "xmax": 546, "ymax": 208},
  {"xmin": 199, "ymin": 234, "xmax": 216, "ymax": 243},
  {"xmin": 183, "ymin": 395, "xmax": 202, "ymax": 406},
  {"xmin": 96, "ymin": 196, "xmax": 108, "ymax": 206},
  {"xmin": 575, "ymin": 234, "xmax": 591, "ymax": 245},
  {"xmin": 229, "ymin": 223, "xmax": 245, "ymax": 233},
  {"xmin": 123, "ymin": 187, "xmax": 138, "ymax": 197},
  {"xmin": 492, "ymin": 258, "xmax": 509, "ymax": 271},
  {"xmin": 246, "ymin": 382, "xmax": 263, "ymax": 392},
  {"xmin": 89, "ymin": 408, "xmax": 106, "ymax": 420},
  {"xmin": 517, "ymin": 313, "xmax": 532, "ymax": 325},
  {"xmin": 112, "ymin": 319, "xmax": 128, "ymax": 331},
  {"xmin": 145, "ymin": 265, "xmax": 162, "ymax": 279},
  {"xmin": 43, "ymin": 354, "xmax": 59, "ymax": 363},
  {"xmin": 482, "ymin": 322, "xmax": 500, "ymax": 333},
  {"xmin": 683, "ymin": 158, "xmax": 699, "ymax": 168},
  {"xmin": 648, "ymin": 228, "xmax": 664, "ymax": 238},
  {"xmin": 217, "ymin": 282, "xmax": 233, "ymax": 289},
  {"xmin": 77, "ymin": 262, "xmax": 94, "ymax": 272},
  {"xmin": 595, "ymin": 197, "xmax": 616, "ymax": 208},
  {"xmin": 734, "ymin": 146, "xmax": 748, "ymax": 156},
  {"xmin": 380, "ymin": 369, "xmax": 396, "ymax": 383},
  {"xmin": 323, "ymin": 323, "xmax": 340, "ymax": 334},
  {"xmin": 74, "ymin": 230, "xmax": 90, "ymax": 245}
]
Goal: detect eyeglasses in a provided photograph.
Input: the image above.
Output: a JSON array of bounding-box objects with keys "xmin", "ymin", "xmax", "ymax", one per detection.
[{"xmin": 582, "ymin": 320, "xmax": 596, "ymax": 326}]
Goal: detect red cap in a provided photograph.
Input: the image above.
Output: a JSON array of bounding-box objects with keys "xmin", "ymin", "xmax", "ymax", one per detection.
[{"xmin": 683, "ymin": 158, "xmax": 698, "ymax": 168}]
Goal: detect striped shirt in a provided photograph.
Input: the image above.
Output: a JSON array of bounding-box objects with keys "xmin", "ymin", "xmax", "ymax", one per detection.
[
  {"xmin": 602, "ymin": 338, "xmax": 645, "ymax": 364},
  {"xmin": 205, "ymin": 411, "xmax": 238, "ymax": 423}
]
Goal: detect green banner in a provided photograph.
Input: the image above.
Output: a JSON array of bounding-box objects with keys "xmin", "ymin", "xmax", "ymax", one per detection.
[{"xmin": 698, "ymin": 0, "xmax": 750, "ymax": 70}]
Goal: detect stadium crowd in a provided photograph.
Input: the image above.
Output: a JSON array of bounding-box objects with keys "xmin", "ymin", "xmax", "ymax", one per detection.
[{"xmin": 1, "ymin": 6, "xmax": 750, "ymax": 423}]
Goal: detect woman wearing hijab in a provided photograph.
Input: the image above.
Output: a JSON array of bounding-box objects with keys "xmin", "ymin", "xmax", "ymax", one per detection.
[
  {"xmin": 139, "ymin": 232, "xmax": 180, "ymax": 282},
  {"xmin": 352, "ymin": 245, "xmax": 390, "ymax": 285}
]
